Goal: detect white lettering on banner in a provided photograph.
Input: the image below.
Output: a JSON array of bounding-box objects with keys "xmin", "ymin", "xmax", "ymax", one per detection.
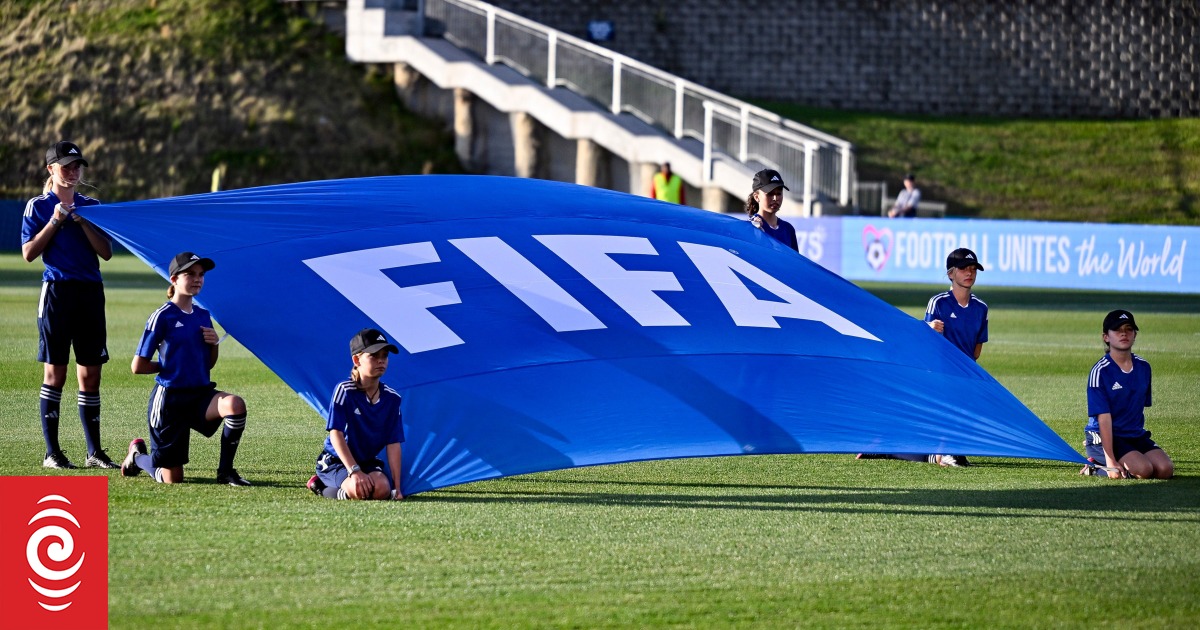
[
  {"xmin": 795, "ymin": 225, "xmax": 826, "ymax": 261},
  {"xmin": 997, "ymin": 234, "xmax": 1071, "ymax": 274},
  {"xmin": 534, "ymin": 235, "xmax": 688, "ymax": 327},
  {"xmin": 1075, "ymin": 235, "xmax": 1114, "ymax": 276},
  {"xmin": 303, "ymin": 243, "xmax": 465, "ymax": 353},
  {"xmin": 306, "ymin": 237, "xmax": 881, "ymax": 353},
  {"xmin": 889, "ymin": 231, "xmax": 990, "ymax": 270},
  {"xmin": 679, "ymin": 243, "xmax": 880, "ymax": 341},
  {"xmin": 449, "ymin": 237, "xmax": 606, "ymax": 332},
  {"xmin": 1117, "ymin": 237, "xmax": 1186, "ymax": 283}
]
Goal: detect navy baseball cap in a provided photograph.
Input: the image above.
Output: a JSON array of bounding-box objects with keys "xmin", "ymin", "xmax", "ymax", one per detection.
[
  {"xmin": 946, "ymin": 247, "xmax": 984, "ymax": 271},
  {"xmin": 752, "ymin": 169, "xmax": 789, "ymax": 194},
  {"xmin": 168, "ymin": 252, "xmax": 215, "ymax": 276},
  {"xmin": 1102, "ymin": 309, "xmax": 1138, "ymax": 332},
  {"xmin": 46, "ymin": 141, "xmax": 88, "ymax": 167},
  {"xmin": 350, "ymin": 328, "xmax": 399, "ymax": 355}
]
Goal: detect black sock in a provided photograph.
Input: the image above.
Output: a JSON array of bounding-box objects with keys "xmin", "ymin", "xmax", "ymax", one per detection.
[
  {"xmin": 218, "ymin": 413, "xmax": 246, "ymax": 472},
  {"xmin": 322, "ymin": 486, "xmax": 347, "ymax": 500},
  {"xmin": 39, "ymin": 384, "xmax": 63, "ymax": 457},
  {"xmin": 78, "ymin": 390, "xmax": 102, "ymax": 456}
]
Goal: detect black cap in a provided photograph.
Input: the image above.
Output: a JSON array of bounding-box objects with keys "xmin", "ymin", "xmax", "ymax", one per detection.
[
  {"xmin": 946, "ymin": 247, "xmax": 984, "ymax": 271},
  {"xmin": 350, "ymin": 328, "xmax": 399, "ymax": 355},
  {"xmin": 1102, "ymin": 309, "xmax": 1138, "ymax": 332},
  {"xmin": 904, "ymin": 172, "xmax": 916, "ymax": 181},
  {"xmin": 168, "ymin": 252, "xmax": 216, "ymax": 277},
  {"xmin": 46, "ymin": 141, "xmax": 89, "ymax": 167},
  {"xmin": 752, "ymin": 169, "xmax": 789, "ymax": 194}
]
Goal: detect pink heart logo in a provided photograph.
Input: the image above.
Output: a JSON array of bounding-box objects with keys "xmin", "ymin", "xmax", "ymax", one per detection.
[{"xmin": 861, "ymin": 225, "xmax": 893, "ymax": 272}]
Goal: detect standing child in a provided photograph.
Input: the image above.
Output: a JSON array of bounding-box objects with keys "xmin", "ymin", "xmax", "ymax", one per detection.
[
  {"xmin": 307, "ymin": 328, "xmax": 404, "ymax": 501},
  {"xmin": 121, "ymin": 252, "xmax": 250, "ymax": 486},
  {"xmin": 745, "ymin": 169, "xmax": 799, "ymax": 252},
  {"xmin": 21, "ymin": 141, "xmax": 117, "ymax": 469},
  {"xmin": 1082, "ymin": 310, "xmax": 1173, "ymax": 479},
  {"xmin": 857, "ymin": 247, "xmax": 987, "ymax": 467}
]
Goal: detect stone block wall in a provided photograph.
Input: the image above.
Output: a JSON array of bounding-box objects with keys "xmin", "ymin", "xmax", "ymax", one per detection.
[{"xmin": 484, "ymin": 0, "xmax": 1198, "ymax": 118}]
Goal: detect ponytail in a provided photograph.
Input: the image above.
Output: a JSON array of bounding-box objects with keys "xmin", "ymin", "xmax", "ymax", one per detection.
[
  {"xmin": 167, "ymin": 284, "xmax": 175, "ymax": 299},
  {"xmin": 744, "ymin": 192, "xmax": 759, "ymax": 217},
  {"xmin": 350, "ymin": 365, "xmax": 362, "ymax": 390},
  {"xmin": 43, "ymin": 176, "xmax": 53, "ymax": 193}
]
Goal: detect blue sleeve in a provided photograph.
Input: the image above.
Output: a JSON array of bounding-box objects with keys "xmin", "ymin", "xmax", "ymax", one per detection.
[
  {"xmin": 20, "ymin": 198, "xmax": 45, "ymax": 245},
  {"xmin": 325, "ymin": 389, "xmax": 350, "ymax": 433},
  {"xmin": 978, "ymin": 306, "xmax": 989, "ymax": 344},
  {"xmin": 389, "ymin": 399, "xmax": 405, "ymax": 444},
  {"xmin": 923, "ymin": 295, "xmax": 939, "ymax": 323},
  {"xmin": 1144, "ymin": 364, "xmax": 1152, "ymax": 408},
  {"xmin": 1086, "ymin": 379, "xmax": 1110, "ymax": 417},
  {"xmin": 135, "ymin": 310, "xmax": 167, "ymax": 359}
]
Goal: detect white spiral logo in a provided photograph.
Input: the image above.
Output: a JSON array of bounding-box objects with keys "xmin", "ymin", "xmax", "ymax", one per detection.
[{"xmin": 26, "ymin": 494, "xmax": 86, "ymax": 612}]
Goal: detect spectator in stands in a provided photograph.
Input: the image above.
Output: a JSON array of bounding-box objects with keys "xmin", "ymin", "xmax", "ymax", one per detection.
[
  {"xmin": 887, "ymin": 173, "xmax": 921, "ymax": 218},
  {"xmin": 745, "ymin": 169, "xmax": 798, "ymax": 252},
  {"xmin": 649, "ymin": 162, "xmax": 685, "ymax": 204}
]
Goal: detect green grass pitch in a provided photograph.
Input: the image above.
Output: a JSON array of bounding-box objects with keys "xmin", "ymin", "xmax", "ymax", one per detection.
[{"xmin": 1, "ymin": 254, "xmax": 1197, "ymax": 628}]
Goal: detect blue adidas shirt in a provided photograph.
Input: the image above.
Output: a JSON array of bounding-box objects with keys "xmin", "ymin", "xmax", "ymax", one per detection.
[
  {"xmin": 751, "ymin": 215, "xmax": 799, "ymax": 252},
  {"xmin": 323, "ymin": 380, "xmax": 405, "ymax": 464},
  {"xmin": 1085, "ymin": 353, "xmax": 1152, "ymax": 438},
  {"xmin": 924, "ymin": 291, "xmax": 988, "ymax": 359},
  {"xmin": 21, "ymin": 192, "xmax": 105, "ymax": 282},
  {"xmin": 135, "ymin": 301, "xmax": 215, "ymax": 388}
]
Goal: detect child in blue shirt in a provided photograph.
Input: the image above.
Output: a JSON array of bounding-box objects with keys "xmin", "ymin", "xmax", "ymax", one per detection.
[
  {"xmin": 1082, "ymin": 309, "xmax": 1173, "ymax": 479},
  {"xmin": 307, "ymin": 328, "xmax": 405, "ymax": 501},
  {"xmin": 858, "ymin": 248, "xmax": 987, "ymax": 467},
  {"xmin": 122, "ymin": 252, "xmax": 251, "ymax": 486},
  {"xmin": 21, "ymin": 141, "xmax": 117, "ymax": 470}
]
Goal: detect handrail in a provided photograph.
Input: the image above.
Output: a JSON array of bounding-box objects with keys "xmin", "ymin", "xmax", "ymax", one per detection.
[{"xmin": 423, "ymin": 0, "xmax": 855, "ymax": 209}]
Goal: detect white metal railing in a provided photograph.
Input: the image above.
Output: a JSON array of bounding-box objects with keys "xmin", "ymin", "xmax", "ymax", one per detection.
[{"xmin": 423, "ymin": 0, "xmax": 855, "ymax": 208}]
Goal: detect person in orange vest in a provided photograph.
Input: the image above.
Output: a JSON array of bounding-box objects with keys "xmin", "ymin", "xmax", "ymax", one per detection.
[{"xmin": 649, "ymin": 162, "xmax": 685, "ymax": 204}]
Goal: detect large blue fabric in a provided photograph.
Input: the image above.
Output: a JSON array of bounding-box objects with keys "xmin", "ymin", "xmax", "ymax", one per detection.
[{"xmin": 83, "ymin": 176, "xmax": 1085, "ymax": 494}]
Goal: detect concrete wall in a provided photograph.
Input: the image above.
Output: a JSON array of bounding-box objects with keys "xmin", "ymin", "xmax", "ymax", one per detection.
[{"xmin": 485, "ymin": 0, "xmax": 1199, "ymax": 118}]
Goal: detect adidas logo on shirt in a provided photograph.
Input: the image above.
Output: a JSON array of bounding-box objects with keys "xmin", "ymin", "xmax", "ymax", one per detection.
[
  {"xmin": 354, "ymin": 408, "xmax": 362, "ymax": 415},
  {"xmin": 950, "ymin": 313, "xmax": 957, "ymax": 319},
  {"xmin": 1111, "ymin": 382, "xmax": 1123, "ymax": 391},
  {"xmin": 175, "ymin": 321, "xmax": 184, "ymax": 328}
]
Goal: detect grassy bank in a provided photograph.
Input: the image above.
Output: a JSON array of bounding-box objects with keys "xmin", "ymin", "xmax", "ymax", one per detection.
[
  {"xmin": 0, "ymin": 0, "xmax": 461, "ymax": 201},
  {"xmin": 766, "ymin": 104, "xmax": 1200, "ymax": 225}
]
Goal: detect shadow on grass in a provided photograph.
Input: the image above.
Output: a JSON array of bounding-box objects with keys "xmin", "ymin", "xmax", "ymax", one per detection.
[
  {"xmin": 0, "ymin": 268, "xmax": 161, "ymax": 289},
  {"xmin": 415, "ymin": 475, "xmax": 1200, "ymax": 521},
  {"xmin": 861, "ymin": 283, "xmax": 1200, "ymax": 313}
]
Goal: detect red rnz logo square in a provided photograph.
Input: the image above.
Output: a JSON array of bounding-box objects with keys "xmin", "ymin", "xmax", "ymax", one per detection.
[{"xmin": 0, "ymin": 476, "xmax": 108, "ymax": 629}]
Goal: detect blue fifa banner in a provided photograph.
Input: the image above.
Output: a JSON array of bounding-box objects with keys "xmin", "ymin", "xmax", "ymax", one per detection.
[
  {"xmin": 82, "ymin": 177, "xmax": 1085, "ymax": 495},
  {"xmin": 840, "ymin": 217, "xmax": 1197, "ymax": 293}
]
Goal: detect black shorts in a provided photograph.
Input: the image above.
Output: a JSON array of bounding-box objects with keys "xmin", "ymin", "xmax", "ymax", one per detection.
[
  {"xmin": 38, "ymin": 280, "xmax": 109, "ymax": 365},
  {"xmin": 314, "ymin": 451, "xmax": 385, "ymax": 489},
  {"xmin": 1084, "ymin": 429, "xmax": 1160, "ymax": 462},
  {"xmin": 147, "ymin": 383, "xmax": 219, "ymax": 468}
]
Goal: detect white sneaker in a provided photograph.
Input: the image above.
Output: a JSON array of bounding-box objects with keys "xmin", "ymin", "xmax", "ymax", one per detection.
[{"xmin": 939, "ymin": 455, "xmax": 971, "ymax": 468}]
